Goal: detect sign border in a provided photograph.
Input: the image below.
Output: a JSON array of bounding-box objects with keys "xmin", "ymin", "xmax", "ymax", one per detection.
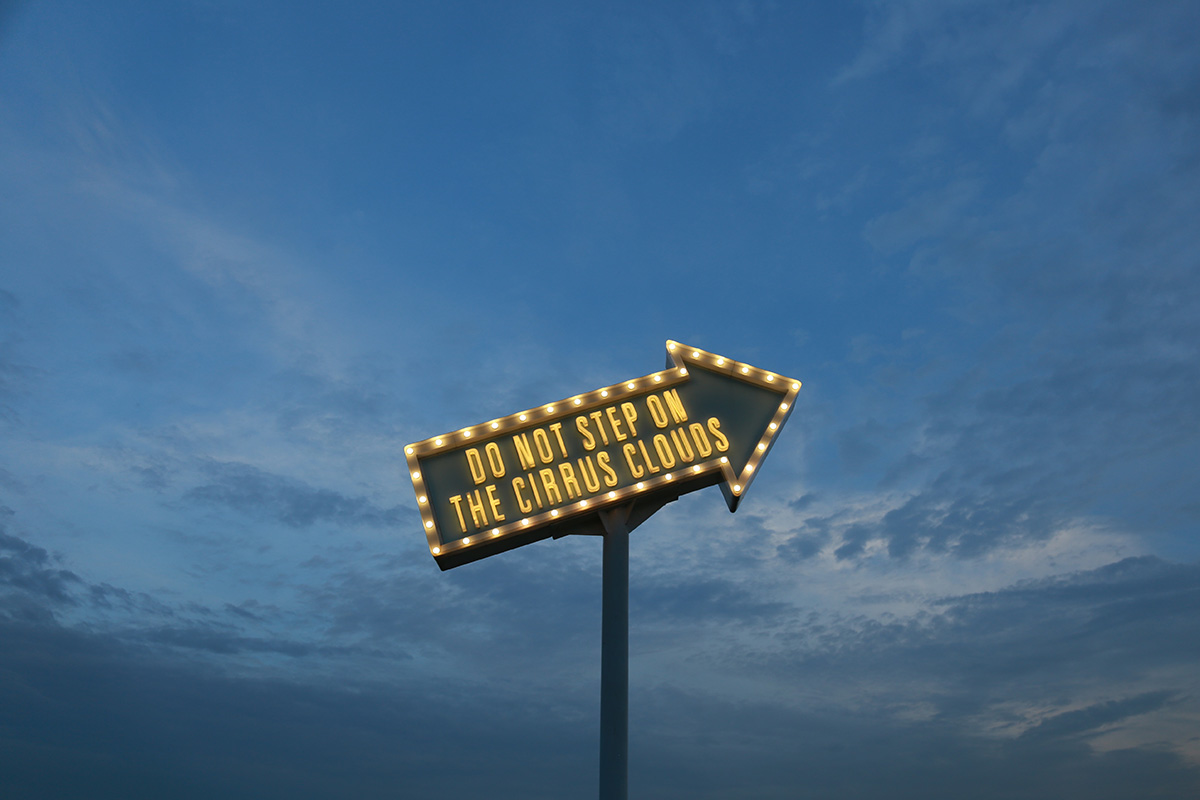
[{"xmin": 405, "ymin": 340, "xmax": 800, "ymax": 568}]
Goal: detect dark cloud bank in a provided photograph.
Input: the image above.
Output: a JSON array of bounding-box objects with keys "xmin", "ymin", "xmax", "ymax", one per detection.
[{"xmin": 2, "ymin": 518, "xmax": 1197, "ymax": 799}]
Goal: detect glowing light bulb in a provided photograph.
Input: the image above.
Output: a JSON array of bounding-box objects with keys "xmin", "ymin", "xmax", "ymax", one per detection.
[
  {"xmin": 693, "ymin": 465, "xmax": 702, "ymax": 473},
  {"xmin": 665, "ymin": 473, "xmax": 673, "ymax": 480},
  {"xmin": 654, "ymin": 375, "xmax": 662, "ymax": 382},
  {"xmin": 435, "ymin": 438, "xmax": 443, "ymax": 446},
  {"xmin": 462, "ymin": 430, "xmax": 472, "ymax": 438},
  {"xmin": 522, "ymin": 519, "xmax": 530, "ymax": 526},
  {"xmin": 432, "ymin": 546, "xmax": 440, "ymax": 554},
  {"xmin": 406, "ymin": 447, "xmax": 414, "ymax": 455},
  {"xmin": 679, "ymin": 368, "xmax": 688, "ymax": 375},
  {"xmin": 691, "ymin": 351, "xmax": 699, "ymax": 358},
  {"xmin": 425, "ymin": 521, "xmax": 433, "ymax": 529},
  {"xmin": 668, "ymin": 343, "xmax": 676, "ymax": 351},
  {"xmin": 492, "ymin": 528, "xmax": 500, "ymax": 536},
  {"xmin": 419, "ymin": 496, "xmax": 427, "ymax": 504},
  {"xmin": 491, "ymin": 422, "xmax": 499, "ymax": 429},
  {"xmin": 733, "ymin": 484, "xmax": 741, "ymax": 493},
  {"xmin": 717, "ymin": 358, "xmax": 725, "ymax": 366},
  {"xmin": 608, "ymin": 491, "xmax": 616, "ymax": 499},
  {"xmin": 781, "ymin": 402, "xmax": 789, "ymax": 410},
  {"xmin": 551, "ymin": 509, "xmax": 558, "ymax": 517},
  {"xmin": 546, "ymin": 405, "xmax": 555, "ymax": 413},
  {"xmin": 627, "ymin": 382, "xmax": 635, "ymax": 389},
  {"xmin": 579, "ymin": 500, "xmax": 588, "ymax": 508},
  {"xmin": 573, "ymin": 398, "xmax": 582, "ymax": 405},
  {"xmin": 766, "ymin": 375, "xmax": 774, "ymax": 382},
  {"xmin": 769, "ymin": 422, "xmax": 778, "ymax": 430},
  {"xmin": 746, "ymin": 464, "xmax": 754, "ymax": 473},
  {"xmin": 757, "ymin": 443, "xmax": 766, "ymax": 451},
  {"xmin": 636, "ymin": 482, "xmax": 645, "ymax": 490},
  {"xmin": 741, "ymin": 367, "xmax": 749, "ymax": 374},
  {"xmin": 412, "ymin": 471, "xmax": 420, "ymax": 480},
  {"xmin": 720, "ymin": 457, "xmax": 728, "ymax": 463},
  {"xmin": 791, "ymin": 382, "xmax": 800, "ymax": 390},
  {"xmin": 601, "ymin": 390, "xmax": 608, "ymax": 398},
  {"xmin": 462, "ymin": 537, "xmax": 470, "ymax": 545},
  {"xmin": 519, "ymin": 414, "xmax": 527, "ymax": 421}
]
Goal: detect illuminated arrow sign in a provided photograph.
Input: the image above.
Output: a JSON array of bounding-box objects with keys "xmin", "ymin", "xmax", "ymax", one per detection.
[{"xmin": 406, "ymin": 340, "xmax": 800, "ymax": 569}]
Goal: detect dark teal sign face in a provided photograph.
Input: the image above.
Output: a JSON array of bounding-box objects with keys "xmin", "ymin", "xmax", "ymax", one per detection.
[{"xmin": 406, "ymin": 341, "xmax": 800, "ymax": 569}]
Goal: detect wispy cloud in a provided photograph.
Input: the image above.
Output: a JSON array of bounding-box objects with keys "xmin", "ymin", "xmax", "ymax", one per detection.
[
  {"xmin": 185, "ymin": 460, "xmax": 403, "ymax": 529},
  {"xmin": 776, "ymin": 0, "xmax": 1200, "ymax": 567}
]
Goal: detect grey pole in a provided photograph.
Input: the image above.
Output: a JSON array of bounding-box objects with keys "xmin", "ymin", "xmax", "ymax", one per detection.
[{"xmin": 599, "ymin": 507, "xmax": 630, "ymax": 800}]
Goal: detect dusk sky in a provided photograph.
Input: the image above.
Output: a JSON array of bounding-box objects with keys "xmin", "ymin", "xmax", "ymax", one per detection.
[{"xmin": 3, "ymin": 1, "xmax": 1199, "ymax": 797}]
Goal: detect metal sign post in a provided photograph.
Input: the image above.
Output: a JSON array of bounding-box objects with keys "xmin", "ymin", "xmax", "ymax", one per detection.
[
  {"xmin": 598, "ymin": 506, "xmax": 630, "ymax": 800},
  {"xmin": 404, "ymin": 340, "xmax": 801, "ymax": 798}
]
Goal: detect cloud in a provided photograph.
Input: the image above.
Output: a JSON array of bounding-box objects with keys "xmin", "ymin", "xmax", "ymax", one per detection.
[
  {"xmin": 862, "ymin": 176, "xmax": 983, "ymax": 255},
  {"xmin": 766, "ymin": 557, "xmax": 1200, "ymax": 738},
  {"xmin": 629, "ymin": 687, "xmax": 1199, "ymax": 800},
  {"xmin": 835, "ymin": 0, "xmax": 1079, "ymax": 96},
  {"xmin": 138, "ymin": 622, "xmax": 356, "ymax": 660},
  {"xmin": 1018, "ymin": 690, "xmax": 1178, "ymax": 744},
  {"xmin": 2, "ymin": 499, "xmax": 1198, "ymax": 798},
  {"xmin": 184, "ymin": 460, "xmax": 403, "ymax": 529},
  {"xmin": 776, "ymin": 529, "xmax": 824, "ymax": 561},
  {"xmin": 0, "ymin": 616, "xmax": 596, "ymax": 800},
  {"xmin": 632, "ymin": 574, "xmax": 787, "ymax": 623},
  {"xmin": 795, "ymin": 0, "xmax": 1200, "ymax": 562},
  {"xmin": 0, "ymin": 515, "xmax": 81, "ymax": 617}
]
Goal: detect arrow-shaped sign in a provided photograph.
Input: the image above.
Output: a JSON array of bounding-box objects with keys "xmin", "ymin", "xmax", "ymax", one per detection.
[{"xmin": 406, "ymin": 340, "xmax": 800, "ymax": 569}]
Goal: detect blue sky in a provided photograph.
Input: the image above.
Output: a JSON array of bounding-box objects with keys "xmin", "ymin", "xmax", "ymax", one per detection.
[{"xmin": 2, "ymin": 1, "xmax": 1199, "ymax": 797}]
